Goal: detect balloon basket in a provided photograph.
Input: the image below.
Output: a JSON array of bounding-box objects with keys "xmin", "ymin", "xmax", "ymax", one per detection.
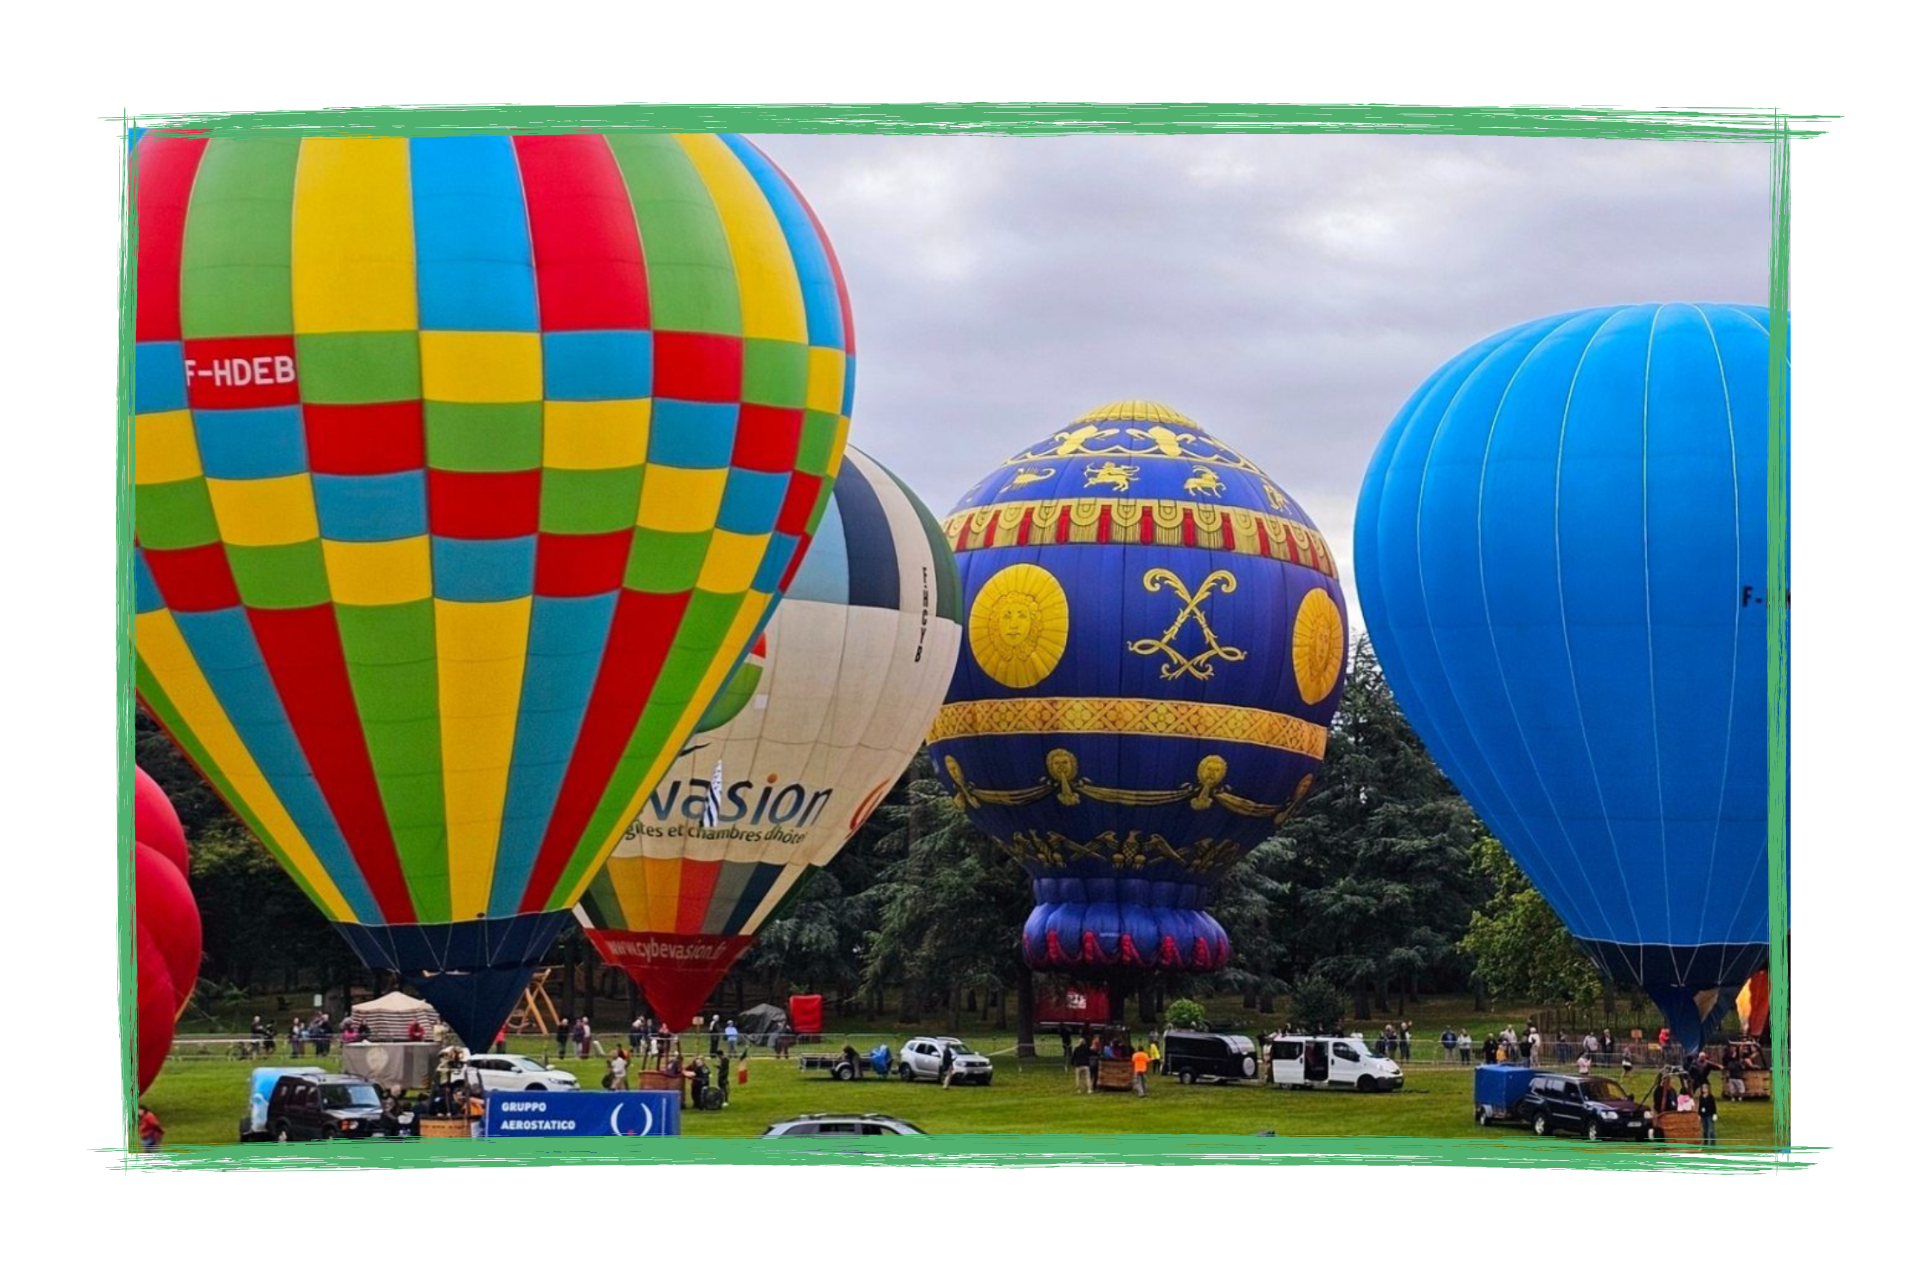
[{"xmin": 418, "ymin": 1118, "xmax": 472, "ymax": 1140}]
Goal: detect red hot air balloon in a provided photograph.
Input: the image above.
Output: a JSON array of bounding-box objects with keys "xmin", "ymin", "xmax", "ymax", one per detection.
[{"xmin": 132, "ymin": 769, "xmax": 201, "ymax": 1092}]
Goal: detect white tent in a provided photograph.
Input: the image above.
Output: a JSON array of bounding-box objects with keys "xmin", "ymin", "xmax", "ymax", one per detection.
[{"xmin": 351, "ymin": 991, "xmax": 441, "ymax": 1042}]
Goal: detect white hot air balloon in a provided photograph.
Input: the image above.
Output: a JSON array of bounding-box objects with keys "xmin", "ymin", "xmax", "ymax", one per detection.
[{"xmin": 575, "ymin": 446, "xmax": 962, "ymax": 1028}]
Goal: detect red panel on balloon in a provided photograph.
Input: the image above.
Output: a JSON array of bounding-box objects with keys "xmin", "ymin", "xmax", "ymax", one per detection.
[
  {"xmin": 306, "ymin": 402, "xmax": 426, "ymax": 476},
  {"xmin": 652, "ymin": 332, "xmax": 742, "ymax": 403},
  {"xmin": 426, "ymin": 468, "xmax": 542, "ymax": 540}
]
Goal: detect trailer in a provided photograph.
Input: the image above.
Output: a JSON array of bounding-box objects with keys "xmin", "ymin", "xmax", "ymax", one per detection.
[
  {"xmin": 1473, "ymin": 1064, "xmax": 1538, "ymax": 1126},
  {"xmin": 797, "ymin": 1044, "xmax": 892, "ymax": 1081}
]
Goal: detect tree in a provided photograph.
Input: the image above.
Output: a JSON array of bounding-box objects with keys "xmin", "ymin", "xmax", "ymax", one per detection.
[
  {"xmin": 1460, "ymin": 837, "xmax": 1605, "ymax": 1007},
  {"xmin": 855, "ymin": 769, "xmax": 1035, "ymax": 1045},
  {"xmin": 1267, "ymin": 636, "xmax": 1486, "ymax": 1017},
  {"xmin": 1287, "ymin": 975, "xmax": 1344, "ymax": 1032}
]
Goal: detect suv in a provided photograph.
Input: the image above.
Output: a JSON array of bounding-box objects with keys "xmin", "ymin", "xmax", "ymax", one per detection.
[
  {"xmin": 462, "ymin": 1054, "xmax": 580, "ymax": 1093},
  {"xmin": 265, "ymin": 1073, "xmax": 393, "ymax": 1141},
  {"xmin": 898, "ymin": 1037, "xmax": 993, "ymax": 1085},
  {"xmin": 1162, "ymin": 1030, "xmax": 1260, "ymax": 1085},
  {"xmin": 1513, "ymin": 1073, "xmax": 1651, "ymax": 1141},
  {"xmin": 763, "ymin": 1114, "xmax": 927, "ymax": 1136}
]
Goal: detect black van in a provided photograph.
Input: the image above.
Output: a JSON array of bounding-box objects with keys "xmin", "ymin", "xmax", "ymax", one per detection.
[
  {"xmin": 265, "ymin": 1073, "xmax": 393, "ymax": 1141},
  {"xmin": 1160, "ymin": 1030, "xmax": 1260, "ymax": 1085}
]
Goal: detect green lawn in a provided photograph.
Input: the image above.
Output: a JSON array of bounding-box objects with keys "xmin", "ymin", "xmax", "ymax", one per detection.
[{"xmin": 140, "ymin": 1028, "xmax": 1774, "ymax": 1150}]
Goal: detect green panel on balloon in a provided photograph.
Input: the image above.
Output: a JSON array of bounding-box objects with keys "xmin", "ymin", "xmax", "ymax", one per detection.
[
  {"xmin": 333, "ymin": 602, "xmax": 445, "ymax": 899},
  {"xmin": 296, "ymin": 331, "xmax": 422, "ymax": 404},
  {"xmin": 742, "ymin": 339, "xmax": 810, "ymax": 409},
  {"xmin": 796, "ymin": 409, "xmax": 842, "ymax": 475},
  {"xmin": 539, "ymin": 466, "xmax": 646, "ymax": 535},
  {"xmin": 426, "ymin": 402, "xmax": 544, "ymax": 472},
  {"xmin": 135, "ymin": 479, "xmax": 221, "ymax": 549},
  {"xmin": 624, "ymin": 530, "xmax": 711, "ymax": 594},
  {"xmin": 225, "ymin": 541, "xmax": 331, "ymax": 609},
  {"xmin": 607, "ymin": 134, "xmax": 742, "ymax": 336},
  {"xmin": 693, "ymin": 657, "xmax": 762, "ymax": 733},
  {"xmin": 178, "ymin": 137, "xmax": 299, "ymax": 339}
]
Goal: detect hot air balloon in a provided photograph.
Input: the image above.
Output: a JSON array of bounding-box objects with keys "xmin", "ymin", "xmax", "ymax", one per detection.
[
  {"xmin": 1355, "ymin": 304, "xmax": 1785, "ymax": 1051},
  {"xmin": 575, "ymin": 445, "xmax": 962, "ymax": 1029},
  {"xmin": 130, "ymin": 132, "xmax": 855, "ymax": 1049},
  {"xmin": 928, "ymin": 402, "xmax": 1347, "ymax": 973},
  {"xmin": 133, "ymin": 768, "xmax": 200, "ymax": 1092}
]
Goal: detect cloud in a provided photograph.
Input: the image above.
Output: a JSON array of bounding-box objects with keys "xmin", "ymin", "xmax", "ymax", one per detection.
[{"xmin": 760, "ymin": 133, "xmax": 1772, "ymax": 637}]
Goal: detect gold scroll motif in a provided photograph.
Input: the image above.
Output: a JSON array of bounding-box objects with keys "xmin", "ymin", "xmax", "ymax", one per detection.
[
  {"xmin": 941, "ymin": 498, "xmax": 1339, "ymax": 580},
  {"xmin": 928, "ymin": 697, "xmax": 1330, "ymax": 760},
  {"xmin": 999, "ymin": 829, "xmax": 1245, "ymax": 875},
  {"xmin": 1128, "ymin": 568, "xmax": 1246, "ymax": 680},
  {"xmin": 998, "ymin": 466, "xmax": 1056, "ymax": 493},
  {"xmin": 943, "ymin": 750, "xmax": 1308, "ymax": 827}
]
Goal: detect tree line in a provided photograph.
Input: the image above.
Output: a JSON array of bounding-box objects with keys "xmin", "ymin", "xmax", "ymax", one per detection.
[{"xmin": 134, "ymin": 636, "xmax": 1607, "ymax": 1030}]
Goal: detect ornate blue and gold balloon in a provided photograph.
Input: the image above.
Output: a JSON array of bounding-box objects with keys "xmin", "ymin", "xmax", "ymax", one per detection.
[{"xmin": 929, "ymin": 402, "xmax": 1346, "ymax": 973}]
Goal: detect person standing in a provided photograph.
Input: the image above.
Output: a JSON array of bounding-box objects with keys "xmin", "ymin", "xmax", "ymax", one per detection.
[
  {"xmin": 1555, "ymin": 1031, "xmax": 1570, "ymax": 1064},
  {"xmin": 1131, "ymin": 1045, "xmax": 1150, "ymax": 1097},
  {"xmin": 630, "ymin": 1016, "xmax": 645, "ymax": 1052},
  {"xmin": 555, "ymin": 1018, "xmax": 570, "ymax": 1060},
  {"xmin": 575, "ymin": 1017, "xmax": 592, "ymax": 1059},
  {"xmin": 1071, "ymin": 1037, "xmax": 1093, "ymax": 1094},
  {"xmin": 725, "ymin": 1019, "xmax": 739, "ymax": 1055},
  {"xmin": 709, "ymin": 1020, "xmax": 722, "ymax": 1058},
  {"xmin": 1527, "ymin": 1028, "xmax": 1542, "ymax": 1068},
  {"xmin": 940, "ymin": 1040, "xmax": 956, "ymax": 1089},
  {"xmin": 1698, "ymin": 1084, "xmax": 1719, "ymax": 1146},
  {"xmin": 290, "ymin": 1017, "xmax": 305, "ymax": 1058},
  {"xmin": 608, "ymin": 1047, "xmax": 629, "ymax": 1091}
]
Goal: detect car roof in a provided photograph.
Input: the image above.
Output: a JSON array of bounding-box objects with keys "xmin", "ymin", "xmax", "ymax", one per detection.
[{"xmin": 783, "ymin": 1113, "xmax": 912, "ymax": 1122}]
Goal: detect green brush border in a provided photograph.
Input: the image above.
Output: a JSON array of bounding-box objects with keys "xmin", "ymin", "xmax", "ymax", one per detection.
[{"xmin": 114, "ymin": 101, "xmax": 1810, "ymax": 1172}]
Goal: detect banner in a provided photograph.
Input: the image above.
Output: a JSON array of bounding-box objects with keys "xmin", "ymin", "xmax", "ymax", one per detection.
[{"xmin": 484, "ymin": 1090, "xmax": 681, "ymax": 1138}]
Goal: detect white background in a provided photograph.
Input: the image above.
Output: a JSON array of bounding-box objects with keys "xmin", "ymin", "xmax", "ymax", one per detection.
[{"xmin": 5, "ymin": 0, "xmax": 1909, "ymax": 1261}]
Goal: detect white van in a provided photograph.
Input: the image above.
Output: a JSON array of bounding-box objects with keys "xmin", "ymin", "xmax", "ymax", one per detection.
[{"xmin": 1267, "ymin": 1035, "xmax": 1404, "ymax": 1092}]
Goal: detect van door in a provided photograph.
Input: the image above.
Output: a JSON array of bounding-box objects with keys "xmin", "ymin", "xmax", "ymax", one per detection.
[
  {"xmin": 1270, "ymin": 1039, "xmax": 1303, "ymax": 1086},
  {"xmin": 1330, "ymin": 1040, "xmax": 1363, "ymax": 1085},
  {"xmin": 1305, "ymin": 1040, "xmax": 1330, "ymax": 1084}
]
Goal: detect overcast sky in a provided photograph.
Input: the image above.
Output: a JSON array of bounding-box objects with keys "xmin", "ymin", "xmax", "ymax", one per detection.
[{"xmin": 760, "ymin": 134, "xmax": 1773, "ymax": 637}]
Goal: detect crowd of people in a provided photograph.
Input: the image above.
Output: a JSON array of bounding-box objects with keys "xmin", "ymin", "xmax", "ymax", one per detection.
[{"xmin": 1065, "ymin": 1030, "xmax": 1160, "ymax": 1096}]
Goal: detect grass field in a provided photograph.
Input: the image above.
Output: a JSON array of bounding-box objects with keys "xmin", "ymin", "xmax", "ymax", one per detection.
[{"xmin": 139, "ymin": 1026, "xmax": 1773, "ymax": 1151}]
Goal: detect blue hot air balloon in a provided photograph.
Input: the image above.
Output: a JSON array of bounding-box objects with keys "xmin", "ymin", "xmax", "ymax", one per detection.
[
  {"xmin": 1355, "ymin": 304, "xmax": 1786, "ymax": 1050},
  {"xmin": 929, "ymin": 402, "xmax": 1347, "ymax": 974}
]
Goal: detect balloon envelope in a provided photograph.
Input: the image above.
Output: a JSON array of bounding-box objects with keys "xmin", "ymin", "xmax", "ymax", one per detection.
[
  {"xmin": 1354, "ymin": 304, "xmax": 1786, "ymax": 1049},
  {"xmin": 576, "ymin": 446, "xmax": 962, "ymax": 1029},
  {"xmin": 131, "ymin": 132, "xmax": 855, "ymax": 1048},
  {"xmin": 133, "ymin": 842, "xmax": 200, "ymax": 1092},
  {"xmin": 133, "ymin": 767, "xmax": 190, "ymax": 875},
  {"xmin": 929, "ymin": 402, "xmax": 1347, "ymax": 973}
]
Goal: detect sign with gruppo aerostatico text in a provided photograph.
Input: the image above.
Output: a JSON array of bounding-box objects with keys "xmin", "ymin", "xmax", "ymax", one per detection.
[{"xmin": 484, "ymin": 1090, "xmax": 681, "ymax": 1138}]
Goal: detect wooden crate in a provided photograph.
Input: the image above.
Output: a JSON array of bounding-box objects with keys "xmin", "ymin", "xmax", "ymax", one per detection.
[
  {"xmin": 1095, "ymin": 1059, "xmax": 1136, "ymax": 1092},
  {"xmin": 418, "ymin": 1117, "xmax": 472, "ymax": 1140}
]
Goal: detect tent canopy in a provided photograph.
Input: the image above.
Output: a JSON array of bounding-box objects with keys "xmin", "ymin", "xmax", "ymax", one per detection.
[
  {"xmin": 351, "ymin": 991, "xmax": 440, "ymax": 1041},
  {"xmin": 735, "ymin": 1003, "xmax": 790, "ymax": 1037}
]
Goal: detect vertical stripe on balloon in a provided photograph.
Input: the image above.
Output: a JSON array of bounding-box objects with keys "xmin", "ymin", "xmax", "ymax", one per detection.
[
  {"xmin": 517, "ymin": 589, "xmax": 691, "ymax": 912},
  {"xmin": 674, "ymin": 858, "xmax": 725, "ymax": 934},
  {"xmin": 247, "ymin": 604, "xmax": 416, "ymax": 921},
  {"xmin": 641, "ymin": 852, "xmax": 683, "ymax": 934},
  {"xmin": 134, "ymin": 134, "xmax": 209, "ymax": 344},
  {"xmin": 737, "ymin": 863, "xmax": 808, "ymax": 936},
  {"xmin": 290, "ymin": 138, "xmax": 419, "ymax": 335},
  {"xmin": 137, "ymin": 609, "xmax": 368, "ymax": 920},
  {"xmin": 512, "ymin": 135, "xmax": 649, "ymax": 331},
  {"xmin": 488, "ymin": 591, "xmax": 621, "ymax": 918},
  {"xmin": 434, "ymin": 597, "xmax": 535, "ymax": 920},
  {"xmin": 673, "ymin": 135, "xmax": 806, "ymax": 344}
]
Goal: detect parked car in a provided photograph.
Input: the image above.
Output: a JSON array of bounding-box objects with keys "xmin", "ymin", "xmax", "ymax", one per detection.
[
  {"xmin": 461, "ymin": 1053, "xmax": 580, "ymax": 1093},
  {"xmin": 1161, "ymin": 1030, "xmax": 1260, "ymax": 1085},
  {"xmin": 763, "ymin": 1113, "xmax": 927, "ymax": 1136},
  {"xmin": 1267, "ymin": 1035, "xmax": 1404, "ymax": 1093},
  {"xmin": 238, "ymin": 1066, "xmax": 327, "ymax": 1142},
  {"xmin": 898, "ymin": 1037, "xmax": 993, "ymax": 1085},
  {"xmin": 1512, "ymin": 1073, "xmax": 1651, "ymax": 1141},
  {"xmin": 264, "ymin": 1073, "xmax": 394, "ymax": 1141}
]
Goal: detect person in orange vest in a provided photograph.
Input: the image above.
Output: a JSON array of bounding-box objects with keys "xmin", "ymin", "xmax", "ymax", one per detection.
[{"xmin": 1131, "ymin": 1045, "xmax": 1151, "ymax": 1097}]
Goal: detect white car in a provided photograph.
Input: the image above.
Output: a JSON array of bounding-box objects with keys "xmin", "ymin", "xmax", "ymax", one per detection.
[
  {"xmin": 763, "ymin": 1113, "xmax": 927, "ymax": 1136},
  {"xmin": 462, "ymin": 1054, "xmax": 579, "ymax": 1093},
  {"xmin": 897, "ymin": 1037, "xmax": 994, "ymax": 1085}
]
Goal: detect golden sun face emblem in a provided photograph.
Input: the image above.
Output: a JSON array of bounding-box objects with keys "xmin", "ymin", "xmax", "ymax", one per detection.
[
  {"xmin": 968, "ymin": 564, "xmax": 1071, "ymax": 689},
  {"xmin": 1292, "ymin": 587, "xmax": 1346, "ymax": 705}
]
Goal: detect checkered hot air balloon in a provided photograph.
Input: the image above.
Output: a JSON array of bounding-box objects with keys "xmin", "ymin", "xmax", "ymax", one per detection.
[
  {"xmin": 575, "ymin": 446, "xmax": 963, "ymax": 1031},
  {"xmin": 130, "ymin": 132, "xmax": 855, "ymax": 1050},
  {"xmin": 929, "ymin": 403, "xmax": 1347, "ymax": 975}
]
